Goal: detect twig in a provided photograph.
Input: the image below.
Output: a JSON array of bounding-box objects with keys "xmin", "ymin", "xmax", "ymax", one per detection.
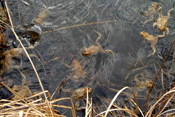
[
  {"xmin": 43, "ymin": 20, "xmax": 117, "ymax": 33},
  {"xmin": 145, "ymin": 40, "xmax": 175, "ymax": 114}
]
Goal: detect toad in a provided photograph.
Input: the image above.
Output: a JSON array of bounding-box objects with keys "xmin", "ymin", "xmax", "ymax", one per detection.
[
  {"xmin": 82, "ymin": 31, "xmax": 114, "ymax": 57},
  {"xmin": 153, "ymin": 6, "xmax": 174, "ymax": 34},
  {"xmin": 140, "ymin": 31, "xmax": 165, "ymax": 57},
  {"xmin": 134, "ymin": 76, "xmax": 153, "ymax": 92},
  {"xmin": 72, "ymin": 87, "xmax": 92, "ymax": 111},
  {"xmin": 11, "ymin": 71, "xmax": 33, "ymax": 100},
  {"xmin": 142, "ymin": 2, "xmax": 159, "ymax": 26},
  {"xmin": 72, "ymin": 87, "xmax": 92, "ymax": 101},
  {"xmin": 11, "ymin": 85, "xmax": 33, "ymax": 100},
  {"xmin": 127, "ymin": 72, "xmax": 153, "ymax": 99},
  {"xmin": 2, "ymin": 48, "xmax": 24, "ymax": 73},
  {"xmin": 72, "ymin": 59, "xmax": 86, "ymax": 81}
]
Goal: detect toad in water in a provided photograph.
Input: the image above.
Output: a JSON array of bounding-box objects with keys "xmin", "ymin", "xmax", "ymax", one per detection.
[
  {"xmin": 142, "ymin": 2, "xmax": 159, "ymax": 26},
  {"xmin": 82, "ymin": 31, "xmax": 114, "ymax": 57},
  {"xmin": 134, "ymin": 77, "xmax": 153, "ymax": 91},
  {"xmin": 72, "ymin": 87, "xmax": 92, "ymax": 111},
  {"xmin": 72, "ymin": 59, "xmax": 86, "ymax": 81},
  {"xmin": 153, "ymin": 6, "xmax": 174, "ymax": 34},
  {"xmin": 11, "ymin": 85, "xmax": 33, "ymax": 100},
  {"xmin": 140, "ymin": 31, "xmax": 165, "ymax": 57}
]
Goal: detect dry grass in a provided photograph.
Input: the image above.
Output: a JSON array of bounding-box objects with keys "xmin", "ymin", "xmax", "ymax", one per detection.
[
  {"xmin": 90, "ymin": 86, "xmax": 175, "ymax": 117},
  {"xmin": 0, "ymin": 1, "xmax": 76, "ymax": 117},
  {"xmin": 0, "ymin": 82, "xmax": 75, "ymax": 117}
]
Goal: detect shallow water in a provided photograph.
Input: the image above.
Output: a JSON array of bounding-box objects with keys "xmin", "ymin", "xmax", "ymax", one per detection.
[{"xmin": 2, "ymin": 0, "xmax": 175, "ymax": 116}]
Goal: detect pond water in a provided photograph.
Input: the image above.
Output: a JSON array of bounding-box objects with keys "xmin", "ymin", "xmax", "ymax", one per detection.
[{"xmin": 1, "ymin": 0, "xmax": 175, "ymax": 116}]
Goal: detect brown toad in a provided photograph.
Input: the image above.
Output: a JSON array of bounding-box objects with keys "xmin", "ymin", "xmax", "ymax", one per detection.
[
  {"xmin": 72, "ymin": 87, "xmax": 92, "ymax": 101},
  {"xmin": 134, "ymin": 76, "xmax": 153, "ymax": 91},
  {"xmin": 153, "ymin": 6, "xmax": 174, "ymax": 34},
  {"xmin": 11, "ymin": 85, "xmax": 33, "ymax": 100},
  {"xmin": 140, "ymin": 31, "xmax": 165, "ymax": 57},
  {"xmin": 11, "ymin": 71, "xmax": 33, "ymax": 100},
  {"xmin": 2, "ymin": 48, "xmax": 24, "ymax": 73},
  {"xmin": 72, "ymin": 87, "xmax": 92, "ymax": 111},
  {"xmin": 142, "ymin": 2, "xmax": 159, "ymax": 26},
  {"xmin": 82, "ymin": 31, "xmax": 114, "ymax": 57},
  {"xmin": 130, "ymin": 73, "xmax": 153, "ymax": 97},
  {"xmin": 71, "ymin": 59, "xmax": 86, "ymax": 81}
]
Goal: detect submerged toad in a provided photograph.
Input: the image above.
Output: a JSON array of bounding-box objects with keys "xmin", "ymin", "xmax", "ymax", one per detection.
[
  {"xmin": 140, "ymin": 31, "xmax": 165, "ymax": 57},
  {"xmin": 127, "ymin": 72, "xmax": 153, "ymax": 99},
  {"xmin": 134, "ymin": 77, "xmax": 153, "ymax": 91},
  {"xmin": 72, "ymin": 59, "xmax": 86, "ymax": 81},
  {"xmin": 142, "ymin": 2, "xmax": 159, "ymax": 26},
  {"xmin": 11, "ymin": 85, "xmax": 33, "ymax": 100},
  {"xmin": 2, "ymin": 48, "xmax": 24, "ymax": 73},
  {"xmin": 72, "ymin": 87, "xmax": 92, "ymax": 101},
  {"xmin": 72, "ymin": 87, "xmax": 92, "ymax": 111},
  {"xmin": 11, "ymin": 71, "xmax": 33, "ymax": 100},
  {"xmin": 153, "ymin": 6, "xmax": 174, "ymax": 34},
  {"xmin": 82, "ymin": 31, "xmax": 114, "ymax": 57}
]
